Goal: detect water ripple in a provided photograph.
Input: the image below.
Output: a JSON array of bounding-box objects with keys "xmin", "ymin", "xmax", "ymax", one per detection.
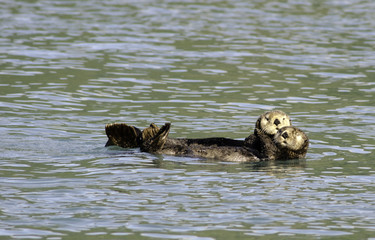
[{"xmin": 1, "ymin": 0, "xmax": 375, "ymax": 239}]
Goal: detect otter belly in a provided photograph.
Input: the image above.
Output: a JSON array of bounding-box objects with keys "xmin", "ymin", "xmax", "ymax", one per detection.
[
  {"xmin": 159, "ymin": 140, "xmax": 260, "ymax": 162},
  {"xmin": 189, "ymin": 146, "xmax": 259, "ymax": 162}
]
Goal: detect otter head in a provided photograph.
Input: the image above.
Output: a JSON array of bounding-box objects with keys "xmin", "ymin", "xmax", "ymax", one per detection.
[
  {"xmin": 255, "ymin": 110, "xmax": 292, "ymax": 135},
  {"xmin": 274, "ymin": 126, "xmax": 309, "ymax": 158}
]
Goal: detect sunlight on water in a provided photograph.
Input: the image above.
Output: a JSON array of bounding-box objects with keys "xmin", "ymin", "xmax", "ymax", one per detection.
[{"xmin": 1, "ymin": 0, "xmax": 375, "ymax": 239}]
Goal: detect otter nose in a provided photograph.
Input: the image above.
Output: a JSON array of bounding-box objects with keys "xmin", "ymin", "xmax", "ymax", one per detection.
[{"xmin": 274, "ymin": 119, "xmax": 281, "ymax": 126}]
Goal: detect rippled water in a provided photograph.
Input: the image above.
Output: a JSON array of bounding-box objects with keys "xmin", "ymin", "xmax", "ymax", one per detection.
[{"xmin": 1, "ymin": 0, "xmax": 375, "ymax": 239}]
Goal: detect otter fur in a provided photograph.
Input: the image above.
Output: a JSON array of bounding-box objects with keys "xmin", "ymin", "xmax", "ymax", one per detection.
[
  {"xmin": 140, "ymin": 123, "xmax": 308, "ymax": 161},
  {"xmin": 104, "ymin": 110, "xmax": 307, "ymax": 161}
]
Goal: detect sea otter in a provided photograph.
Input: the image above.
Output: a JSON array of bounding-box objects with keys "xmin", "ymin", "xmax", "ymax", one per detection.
[
  {"xmin": 140, "ymin": 123, "xmax": 308, "ymax": 162},
  {"xmin": 273, "ymin": 126, "xmax": 309, "ymax": 159},
  {"xmin": 243, "ymin": 110, "xmax": 292, "ymax": 159},
  {"xmin": 105, "ymin": 110, "xmax": 292, "ymax": 154},
  {"xmin": 104, "ymin": 110, "xmax": 307, "ymax": 161}
]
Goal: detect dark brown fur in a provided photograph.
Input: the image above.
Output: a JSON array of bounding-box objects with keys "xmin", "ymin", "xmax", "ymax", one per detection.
[
  {"xmin": 137, "ymin": 123, "xmax": 308, "ymax": 162},
  {"xmin": 105, "ymin": 123, "xmax": 141, "ymax": 148},
  {"xmin": 104, "ymin": 120, "xmax": 308, "ymax": 161},
  {"xmin": 244, "ymin": 129, "xmax": 279, "ymax": 160}
]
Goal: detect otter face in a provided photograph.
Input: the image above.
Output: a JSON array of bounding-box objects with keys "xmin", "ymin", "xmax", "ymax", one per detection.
[
  {"xmin": 256, "ymin": 110, "xmax": 292, "ymax": 135},
  {"xmin": 274, "ymin": 126, "xmax": 308, "ymax": 151}
]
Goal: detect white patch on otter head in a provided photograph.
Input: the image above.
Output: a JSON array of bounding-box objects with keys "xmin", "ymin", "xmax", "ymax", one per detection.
[{"xmin": 294, "ymin": 134, "xmax": 304, "ymax": 149}]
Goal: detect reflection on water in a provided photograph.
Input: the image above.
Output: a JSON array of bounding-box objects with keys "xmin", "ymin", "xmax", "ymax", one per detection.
[{"xmin": 1, "ymin": 0, "xmax": 375, "ymax": 239}]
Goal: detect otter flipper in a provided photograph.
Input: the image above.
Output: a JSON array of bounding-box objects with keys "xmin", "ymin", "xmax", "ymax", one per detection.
[
  {"xmin": 141, "ymin": 123, "xmax": 171, "ymax": 153},
  {"xmin": 105, "ymin": 123, "xmax": 142, "ymax": 148},
  {"xmin": 141, "ymin": 123, "xmax": 160, "ymax": 142}
]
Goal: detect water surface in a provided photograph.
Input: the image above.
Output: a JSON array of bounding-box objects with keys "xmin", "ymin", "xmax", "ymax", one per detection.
[{"xmin": 1, "ymin": 0, "xmax": 375, "ymax": 239}]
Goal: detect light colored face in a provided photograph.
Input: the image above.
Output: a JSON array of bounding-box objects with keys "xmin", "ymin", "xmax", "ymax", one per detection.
[
  {"xmin": 257, "ymin": 110, "xmax": 292, "ymax": 135},
  {"xmin": 274, "ymin": 126, "xmax": 307, "ymax": 151}
]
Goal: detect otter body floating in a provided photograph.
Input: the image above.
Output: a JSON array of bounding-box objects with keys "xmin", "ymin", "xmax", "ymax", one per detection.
[{"xmin": 104, "ymin": 110, "xmax": 308, "ymax": 161}]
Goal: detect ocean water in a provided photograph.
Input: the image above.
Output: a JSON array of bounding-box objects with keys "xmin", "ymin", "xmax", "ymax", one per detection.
[{"xmin": 1, "ymin": 0, "xmax": 375, "ymax": 239}]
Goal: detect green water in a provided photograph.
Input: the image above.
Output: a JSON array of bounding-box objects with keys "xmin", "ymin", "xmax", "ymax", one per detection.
[{"xmin": 1, "ymin": 0, "xmax": 375, "ymax": 239}]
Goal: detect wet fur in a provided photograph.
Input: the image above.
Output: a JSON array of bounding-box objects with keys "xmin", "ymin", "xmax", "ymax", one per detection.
[
  {"xmin": 104, "ymin": 110, "xmax": 307, "ymax": 161},
  {"xmin": 160, "ymin": 137, "xmax": 258, "ymax": 161},
  {"xmin": 244, "ymin": 129, "xmax": 279, "ymax": 160},
  {"xmin": 273, "ymin": 126, "xmax": 309, "ymax": 160},
  {"xmin": 243, "ymin": 110, "xmax": 292, "ymax": 159},
  {"xmin": 141, "ymin": 123, "xmax": 171, "ymax": 152},
  {"xmin": 105, "ymin": 123, "xmax": 142, "ymax": 148},
  {"xmin": 138, "ymin": 123, "xmax": 308, "ymax": 162}
]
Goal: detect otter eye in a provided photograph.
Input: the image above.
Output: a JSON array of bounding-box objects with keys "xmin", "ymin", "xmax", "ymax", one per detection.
[
  {"xmin": 282, "ymin": 132, "xmax": 288, "ymax": 139},
  {"xmin": 274, "ymin": 119, "xmax": 281, "ymax": 126}
]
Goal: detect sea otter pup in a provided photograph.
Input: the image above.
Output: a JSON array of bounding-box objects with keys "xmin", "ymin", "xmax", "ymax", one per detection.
[
  {"xmin": 141, "ymin": 123, "xmax": 308, "ymax": 162},
  {"xmin": 105, "ymin": 110, "xmax": 292, "ymax": 153},
  {"xmin": 273, "ymin": 126, "xmax": 309, "ymax": 160}
]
